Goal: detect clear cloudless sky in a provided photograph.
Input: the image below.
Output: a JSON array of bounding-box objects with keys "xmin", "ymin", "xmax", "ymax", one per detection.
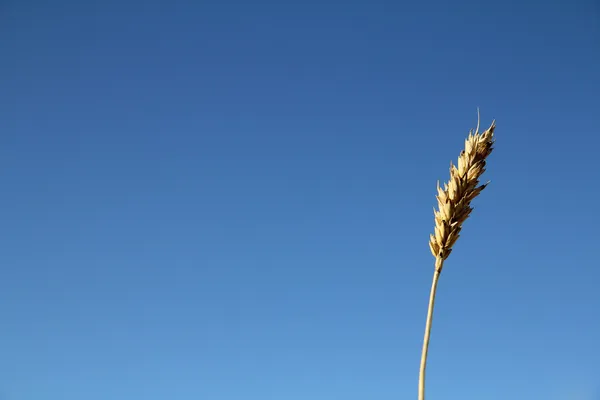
[{"xmin": 1, "ymin": 0, "xmax": 599, "ymax": 399}]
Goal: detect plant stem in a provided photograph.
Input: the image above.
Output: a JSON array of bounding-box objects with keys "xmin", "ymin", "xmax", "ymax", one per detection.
[{"xmin": 418, "ymin": 257, "xmax": 444, "ymax": 400}]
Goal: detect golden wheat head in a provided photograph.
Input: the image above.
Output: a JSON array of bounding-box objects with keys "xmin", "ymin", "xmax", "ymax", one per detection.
[{"xmin": 428, "ymin": 120, "xmax": 495, "ymax": 267}]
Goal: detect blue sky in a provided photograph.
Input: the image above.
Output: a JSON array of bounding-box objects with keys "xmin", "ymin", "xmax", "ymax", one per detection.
[{"xmin": 1, "ymin": 0, "xmax": 599, "ymax": 399}]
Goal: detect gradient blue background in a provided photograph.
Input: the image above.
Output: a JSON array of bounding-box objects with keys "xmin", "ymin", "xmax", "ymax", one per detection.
[{"xmin": 1, "ymin": 0, "xmax": 599, "ymax": 399}]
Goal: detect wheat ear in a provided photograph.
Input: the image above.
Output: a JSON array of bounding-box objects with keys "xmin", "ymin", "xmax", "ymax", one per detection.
[{"xmin": 418, "ymin": 118, "xmax": 495, "ymax": 400}]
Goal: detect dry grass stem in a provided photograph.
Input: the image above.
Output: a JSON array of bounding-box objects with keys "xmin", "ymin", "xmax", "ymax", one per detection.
[{"xmin": 418, "ymin": 116, "xmax": 496, "ymax": 400}]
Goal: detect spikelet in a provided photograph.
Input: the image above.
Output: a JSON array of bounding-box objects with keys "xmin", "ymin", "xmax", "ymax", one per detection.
[{"xmin": 428, "ymin": 120, "xmax": 495, "ymax": 268}]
